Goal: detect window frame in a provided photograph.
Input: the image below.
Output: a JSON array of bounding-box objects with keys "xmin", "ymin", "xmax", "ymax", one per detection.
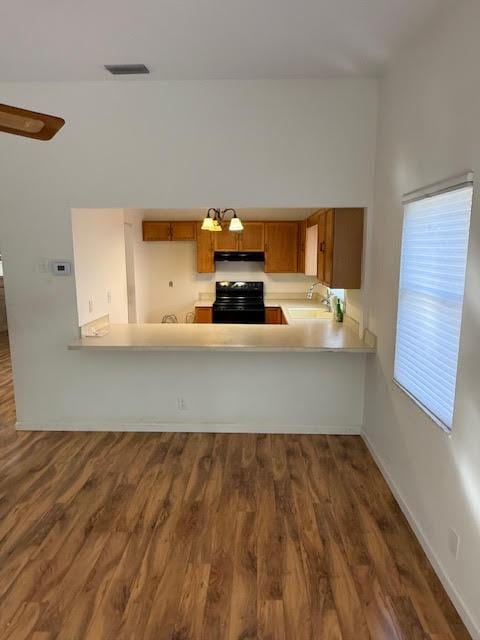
[{"xmin": 393, "ymin": 172, "xmax": 474, "ymax": 433}]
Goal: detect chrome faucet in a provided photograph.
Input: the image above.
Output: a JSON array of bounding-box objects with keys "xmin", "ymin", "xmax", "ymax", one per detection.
[
  {"xmin": 306, "ymin": 282, "xmax": 323, "ymax": 300},
  {"xmin": 307, "ymin": 282, "xmax": 332, "ymax": 311}
]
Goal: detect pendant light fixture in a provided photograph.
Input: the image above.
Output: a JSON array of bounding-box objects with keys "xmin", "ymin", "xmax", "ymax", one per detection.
[{"xmin": 201, "ymin": 208, "xmax": 243, "ymax": 232}]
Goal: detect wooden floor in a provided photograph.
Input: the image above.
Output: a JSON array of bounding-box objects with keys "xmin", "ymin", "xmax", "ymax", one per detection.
[{"xmin": 0, "ymin": 333, "xmax": 471, "ymax": 639}]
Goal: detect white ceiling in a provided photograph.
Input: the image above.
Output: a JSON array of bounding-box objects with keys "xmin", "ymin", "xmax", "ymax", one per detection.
[{"xmin": 0, "ymin": 0, "xmax": 452, "ymax": 81}]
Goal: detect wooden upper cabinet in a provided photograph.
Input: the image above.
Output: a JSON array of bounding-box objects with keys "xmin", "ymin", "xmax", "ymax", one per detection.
[
  {"xmin": 214, "ymin": 227, "xmax": 238, "ymax": 251},
  {"xmin": 297, "ymin": 220, "xmax": 307, "ymax": 273},
  {"xmin": 264, "ymin": 222, "xmax": 299, "ymax": 273},
  {"xmin": 171, "ymin": 221, "xmax": 196, "ymax": 241},
  {"xmin": 196, "ymin": 222, "xmax": 215, "ymax": 273},
  {"xmin": 316, "ymin": 211, "xmax": 327, "ymax": 282},
  {"xmin": 238, "ymin": 222, "xmax": 265, "ymax": 252},
  {"xmin": 143, "ymin": 220, "xmax": 196, "ymax": 241},
  {"xmin": 316, "ymin": 208, "xmax": 364, "ymax": 289},
  {"xmin": 213, "ymin": 221, "xmax": 265, "ymax": 252},
  {"xmin": 143, "ymin": 221, "xmax": 171, "ymax": 241}
]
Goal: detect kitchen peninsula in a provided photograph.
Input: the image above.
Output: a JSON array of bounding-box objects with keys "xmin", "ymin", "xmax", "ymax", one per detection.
[{"xmin": 69, "ymin": 299, "xmax": 375, "ymax": 352}]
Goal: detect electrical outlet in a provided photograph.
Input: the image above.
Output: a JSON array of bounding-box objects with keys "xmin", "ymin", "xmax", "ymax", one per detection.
[
  {"xmin": 177, "ymin": 397, "xmax": 187, "ymax": 411},
  {"xmin": 448, "ymin": 528, "xmax": 460, "ymax": 559},
  {"xmin": 169, "ymin": 281, "xmax": 174, "ymax": 288},
  {"xmin": 107, "ymin": 291, "xmax": 112, "ymax": 304},
  {"xmin": 88, "ymin": 299, "xmax": 94, "ymax": 314}
]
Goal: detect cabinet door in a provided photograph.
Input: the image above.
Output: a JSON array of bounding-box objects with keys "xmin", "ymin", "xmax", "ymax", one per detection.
[
  {"xmin": 264, "ymin": 222, "xmax": 299, "ymax": 273},
  {"xmin": 317, "ymin": 212, "xmax": 326, "ymax": 282},
  {"xmin": 297, "ymin": 220, "xmax": 307, "ymax": 273},
  {"xmin": 171, "ymin": 221, "xmax": 196, "ymax": 241},
  {"xmin": 194, "ymin": 307, "xmax": 213, "ymax": 323},
  {"xmin": 143, "ymin": 221, "xmax": 171, "ymax": 241},
  {"xmin": 238, "ymin": 222, "xmax": 264, "ymax": 251},
  {"xmin": 214, "ymin": 227, "xmax": 238, "ymax": 251},
  {"xmin": 265, "ymin": 307, "xmax": 283, "ymax": 324},
  {"xmin": 328, "ymin": 208, "xmax": 363, "ymax": 288},
  {"xmin": 323, "ymin": 209, "xmax": 335, "ymax": 286},
  {"xmin": 196, "ymin": 223, "xmax": 215, "ymax": 273}
]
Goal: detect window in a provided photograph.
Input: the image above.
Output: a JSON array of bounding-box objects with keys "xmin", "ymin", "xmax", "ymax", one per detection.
[{"xmin": 394, "ymin": 174, "xmax": 473, "ymax": 431}]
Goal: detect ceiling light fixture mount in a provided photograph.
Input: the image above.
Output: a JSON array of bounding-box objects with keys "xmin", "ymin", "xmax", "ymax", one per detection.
[{"xmin": 201, "ymin": 208, "xmax": 244, "ymax": 233}]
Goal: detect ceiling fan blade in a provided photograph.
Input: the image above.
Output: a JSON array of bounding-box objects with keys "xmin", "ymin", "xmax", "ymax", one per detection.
[{"xmin": 0, "ymin": 103, "xmax": 65, "ymax": 140}]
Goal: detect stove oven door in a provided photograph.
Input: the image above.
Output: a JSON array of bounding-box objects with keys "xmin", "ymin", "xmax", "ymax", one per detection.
[{"xmin": 212, "ymin": 305, "xmax": 265, "ymax": 324}]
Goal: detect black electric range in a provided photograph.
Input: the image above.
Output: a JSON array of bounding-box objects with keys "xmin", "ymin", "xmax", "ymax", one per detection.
[{"xmin": 212, "ymin": 281, "xmax": 265, "ymax": 324}]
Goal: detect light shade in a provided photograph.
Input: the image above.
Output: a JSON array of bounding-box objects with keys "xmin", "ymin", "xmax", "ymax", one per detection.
[
  {"xmin": 201, "ymin": 216, "xmax": 215, "ymax": 231},
  {"xmin": 212, "ymin": 219, "xmax": 223, "ymax": 232},
  {"xmin": 229, "ymin": 215, "xmax": 244, "ymax": 232}
]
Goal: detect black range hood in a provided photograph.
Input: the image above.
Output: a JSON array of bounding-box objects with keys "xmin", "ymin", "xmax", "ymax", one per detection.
[{"xmin": 214, "ymin": 251, "xmax": 265, "ymax": 262}]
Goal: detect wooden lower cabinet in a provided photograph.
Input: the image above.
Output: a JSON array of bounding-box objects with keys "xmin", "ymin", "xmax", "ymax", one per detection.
[
  {"xmin": 265, "ymin": 307, "xmax": 283, "ymax": 324},
  {"xmin": 194, "ymin": 307, "xmax": 213, "ymax": 323}
]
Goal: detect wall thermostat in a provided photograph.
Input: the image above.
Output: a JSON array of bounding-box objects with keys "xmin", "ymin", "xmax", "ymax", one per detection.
[{"xmin": 50, "ymin": 260, "xmax": 72, "ymax": 276}]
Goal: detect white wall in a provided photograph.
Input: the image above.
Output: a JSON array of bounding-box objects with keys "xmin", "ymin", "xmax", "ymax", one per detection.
[
  {"xmin": 0, "ymin": 279, "xmax": 7, "ymax": 332},
  {"xmin": 71, "ymin": 208, "xmax": 128, "ymax": 326},
  {"xmin": 364, "ymin": 2, "xmax": 480, "ymax": 635},
  {"xmin": 0, "ymin": 78, "xmax": 377, "ymax": 431}
]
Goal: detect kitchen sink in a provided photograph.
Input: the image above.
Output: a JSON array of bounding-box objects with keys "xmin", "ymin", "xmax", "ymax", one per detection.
[{"xmin": 288, "ymin": 307, "xmax": 332, "ymax": 320}]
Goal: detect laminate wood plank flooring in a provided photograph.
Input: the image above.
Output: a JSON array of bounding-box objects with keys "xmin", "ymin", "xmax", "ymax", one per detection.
[{"xmin": 0, "ymin": 333, "xmax": 471, "ymax": 639}]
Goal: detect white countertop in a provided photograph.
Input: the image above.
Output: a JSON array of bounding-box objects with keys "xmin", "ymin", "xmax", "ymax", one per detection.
[{"xmin": 69, "ymin": 319, "xmax": 374, "ymax": 353}]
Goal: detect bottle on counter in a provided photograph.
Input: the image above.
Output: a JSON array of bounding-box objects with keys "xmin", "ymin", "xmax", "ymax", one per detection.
[{"xmin": 335, "ymin": 297, "xmax": 344, "ymax": 323}]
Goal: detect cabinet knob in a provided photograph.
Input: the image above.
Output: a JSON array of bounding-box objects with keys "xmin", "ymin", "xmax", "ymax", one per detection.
[{"xmin": 319, "ymin": 241, "xmax": 326, "ymax": 252}]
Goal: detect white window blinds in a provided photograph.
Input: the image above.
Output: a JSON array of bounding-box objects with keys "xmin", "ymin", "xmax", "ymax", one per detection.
[{"xmin": 394, "ymin": 179, "xmax": 473, "ymax": 431}]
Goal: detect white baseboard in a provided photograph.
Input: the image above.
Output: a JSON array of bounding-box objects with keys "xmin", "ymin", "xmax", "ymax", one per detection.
[
  {"xmin": 15, "ymin": 420, "xmax": 361, "ymax": 435},
  {"xmin": 362, "ymin": 430, "xmax": 479, "ymax": 640}
]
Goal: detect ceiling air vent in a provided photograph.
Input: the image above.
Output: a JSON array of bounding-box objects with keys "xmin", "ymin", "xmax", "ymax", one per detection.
[{"xmin": 104, "ymin": 64, "xmax": 150, "ymax": 75}]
